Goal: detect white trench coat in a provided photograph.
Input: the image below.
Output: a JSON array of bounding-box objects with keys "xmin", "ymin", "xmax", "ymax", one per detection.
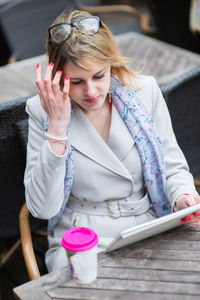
[{"xmin": 24, "ymin": 75, "xmax": 197, "ymax": 272}]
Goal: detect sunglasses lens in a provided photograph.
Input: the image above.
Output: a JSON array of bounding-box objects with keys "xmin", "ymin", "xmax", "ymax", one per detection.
[
  {"xmin": 78, "ymin": 17, "xmax": 100, "ymax": 33},
  {"xmin": 50, "ymin": 17, "xmax": 100, "ymax": 43},
  {"xmin": 50, "ymin": 24, "xmax": 71, "ymax": 43}
]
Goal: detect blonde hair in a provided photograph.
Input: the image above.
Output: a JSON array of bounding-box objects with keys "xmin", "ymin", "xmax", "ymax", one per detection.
[{"xmin": 46, "ymin": 9, "xmax": 135, "ymax": 87}]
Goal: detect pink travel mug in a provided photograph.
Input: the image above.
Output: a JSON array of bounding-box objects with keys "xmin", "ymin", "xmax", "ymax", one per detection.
[{"xmin": 62, "ymin": 227, "xmax": 99, "ymax": 284}]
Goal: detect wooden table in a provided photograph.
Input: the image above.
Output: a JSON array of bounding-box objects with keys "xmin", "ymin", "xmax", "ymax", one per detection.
[
  {"xmin": 13, "ymin": 224, "xmax": 200, "ymax": 300},
  {"xmin": 1, "ymin": 31, "xmax": 200, "ymax": 104}
]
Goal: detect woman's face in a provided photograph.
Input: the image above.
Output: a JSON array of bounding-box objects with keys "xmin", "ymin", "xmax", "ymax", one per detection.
[{"xmin": 63, "ymin": 59, "xmax": 111, "ymax": 114}]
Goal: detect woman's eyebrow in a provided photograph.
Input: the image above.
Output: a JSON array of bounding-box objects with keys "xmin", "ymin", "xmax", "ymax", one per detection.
[
  {"xmin": 94, "ymin": 68, "xmax": 106, "ymax": 75},
  {"xmin": 70, "ymin": 68, "xmax": 106, "ymax": 80}
]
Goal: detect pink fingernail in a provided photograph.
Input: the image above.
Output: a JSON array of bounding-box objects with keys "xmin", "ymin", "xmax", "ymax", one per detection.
[
  {"xmin": 49, "ymin": 62, "xmax": 54, "ymax": 66},
  {"xmin": 181, "ymin": 218, "xmax": 186, "ymax": 223},
  {"xmin": 65, "ymin": 75, "xmax": 69, "ymax": 80},
  {"xmin": 36, "ymin": 64, "xmax": 40, "ymax": 69},
  {"xmin": 194, "ymin": 211, "xmax": 200, "ymax": 217},
  {"xmin": 58, "ymin": 68, "xmax": 62, "ymax": 72},
  {"xmin": 181, "ymin": 216, "xmax": 191, "ymax": 222}
]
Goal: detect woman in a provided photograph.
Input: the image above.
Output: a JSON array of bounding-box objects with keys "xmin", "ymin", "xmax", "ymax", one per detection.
[{"xmin": 24, "ymin": 9, "xmax": 200, "ymax": 272}]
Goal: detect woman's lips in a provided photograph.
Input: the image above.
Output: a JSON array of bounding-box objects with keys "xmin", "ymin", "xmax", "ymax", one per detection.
[{"xmin": 84, "ymin": 97, "xmax": 99, "ymax": 104}]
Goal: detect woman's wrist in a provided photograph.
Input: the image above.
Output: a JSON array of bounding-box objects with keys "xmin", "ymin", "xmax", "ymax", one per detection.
[
  {"xmin": 46, "ymin": 139, "xmax": 67, "ymax": 156},
  {"xmin": 47, "ymin": 120, "xmax": 69, "ymax": 137},
  {"xmin": 45, "ymin": 132, "xmax": 68, "ymax": 142}
]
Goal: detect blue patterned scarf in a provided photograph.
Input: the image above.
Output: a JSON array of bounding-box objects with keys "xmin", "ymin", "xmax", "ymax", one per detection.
[{"xmin": 45, "ymin": 75, "xmax": 171, "ymax": 235}]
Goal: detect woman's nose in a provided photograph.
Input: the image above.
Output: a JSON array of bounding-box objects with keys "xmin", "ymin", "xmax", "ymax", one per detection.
[{"xmin": 84, "ymin": 81, "xmax": 96, "ymax": 97}]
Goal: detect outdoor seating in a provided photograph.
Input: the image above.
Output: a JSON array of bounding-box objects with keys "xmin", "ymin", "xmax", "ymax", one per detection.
[{"xmin": 161, "ymin": 66, "xmax": 200, "ymax": 189}]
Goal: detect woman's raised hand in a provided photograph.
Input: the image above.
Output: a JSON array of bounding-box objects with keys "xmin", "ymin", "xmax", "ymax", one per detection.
[{"xmin": 36, "ymin": 62, "xmax": 71, "ymax": 137}]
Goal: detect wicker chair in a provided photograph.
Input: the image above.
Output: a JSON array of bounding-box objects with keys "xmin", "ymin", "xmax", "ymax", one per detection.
[
  {"xmin": 79, "ymin": 0, "xmax": 151, "ymax": 36},
  {"xmin": 19, "ymin": 202, "xmax": 42, "ymax": 280},
  {"xmin": 0, "ymin": 97, "xmax": 47, "ymax": 282},
  {"xmin": 161, "ymin": 66, "xmax": 200, "ymax": 190},
  {"xmin": 0, "ymin": 97, "xmax": 28, "ymax": 241}
]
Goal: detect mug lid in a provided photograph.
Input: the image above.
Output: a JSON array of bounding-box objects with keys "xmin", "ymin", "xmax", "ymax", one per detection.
[{"xmin": 61, "ymin": 227, "xmax": 98, "ymax": 252}]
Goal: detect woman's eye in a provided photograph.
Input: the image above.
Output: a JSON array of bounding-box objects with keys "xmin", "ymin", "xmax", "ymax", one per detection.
[
  {"xmin": 70, "ymin": 74, "xmax": 105, "ymax": 85},
  {"xmin": 71, "ymin": 80, "xmax": 82, "ymax": 85},
  {"xmin": 94, "ymin": 74, "xmax": 105, "ymax": 80}
]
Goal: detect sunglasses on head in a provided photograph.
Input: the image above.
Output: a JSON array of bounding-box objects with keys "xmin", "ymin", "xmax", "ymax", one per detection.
[{"xmin": 48, "ymin": 16, "xmax": 101, "ymax": 44}]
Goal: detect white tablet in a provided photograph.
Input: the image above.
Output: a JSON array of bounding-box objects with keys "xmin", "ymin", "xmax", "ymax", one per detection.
[{"xmin": 105, "ymin": 203, "xmax": 200, "ymax": 253}]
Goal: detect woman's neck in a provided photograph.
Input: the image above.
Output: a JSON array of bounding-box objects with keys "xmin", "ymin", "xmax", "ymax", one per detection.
[{"xmin": 84, "ymin": 98, "xmax": 112, "ymax": 141}]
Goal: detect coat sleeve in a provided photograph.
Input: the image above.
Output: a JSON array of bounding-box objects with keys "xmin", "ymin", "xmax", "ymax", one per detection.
[
  {"xmin": 24, "ymin": 96, "xmax": 67, "ymax": 219},
  {"xmin": 149, "ymin": 77, "xmax": 198, "ymax": 208}
]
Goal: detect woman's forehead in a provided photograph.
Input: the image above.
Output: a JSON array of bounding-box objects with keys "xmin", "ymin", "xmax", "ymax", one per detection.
[{"xmin": 64, "ymin": 59, "xmax": 110, "ymax": 75}]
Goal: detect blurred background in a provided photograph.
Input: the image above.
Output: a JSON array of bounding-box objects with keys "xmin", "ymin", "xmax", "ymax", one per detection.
[{"xmin": 1, "ymin": 0, "xmax": 200, "ymax": 67}]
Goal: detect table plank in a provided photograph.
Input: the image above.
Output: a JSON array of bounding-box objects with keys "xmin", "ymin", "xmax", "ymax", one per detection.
[
  {"xmin": 46, "ymin": 287, "xmax": 200, "ymax": 300},
  {"xmin": 14, "ymin": 290, "xmax": 51, "ymax": 300},
  {"xmin": 135, "ymin": 238, "xmax": 200, "ymax": 251},
  {"xmin": 60, "ymin": 277, "xmax": 200, "ymax": 295},
  {"xmin": 13, "ymin": 267, "xmax": 71, "ymax": 300},
  {"xmin": 100, "ymin": 256, "xmax": 200, "ymax": 272},
  {"xmin": 98, "ymin": 267, "xmax": 200, "ymax": 283},
  {"xmin": 125, "ymin": 247, "xmax": 200, "ymax": 261}
]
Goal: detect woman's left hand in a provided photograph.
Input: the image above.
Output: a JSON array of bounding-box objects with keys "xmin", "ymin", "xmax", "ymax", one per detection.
[{"xmin": 174, "ymin": 194, "xmax": 200, "ymax": 226}]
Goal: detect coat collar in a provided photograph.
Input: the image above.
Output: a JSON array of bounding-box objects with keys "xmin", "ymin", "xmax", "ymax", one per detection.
[{"xmin": 70, "ymin": 103, "xmax": 133, "ymax": 180}]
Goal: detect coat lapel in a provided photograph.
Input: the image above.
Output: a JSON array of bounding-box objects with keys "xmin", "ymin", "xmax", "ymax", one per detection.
[
  {"xmin": 70, "ymin": 103, "xmax": 133, "ymax": 180},
  {"xmin": 107, "ymin": 104, "xmax": 135, "ymax": 161}
]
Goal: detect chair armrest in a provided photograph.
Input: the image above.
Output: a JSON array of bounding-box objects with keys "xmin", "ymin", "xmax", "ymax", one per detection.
[
  {"xmin": 19, "ymin": 203, "xmax": 40, "ymax": 280},
  {"xmin": 79, "ymin": 4, "xmax": 151, "ymax": 34},
  {"xmin": 194, "ymin": 178, "xmax": 200, "ymax": 187},
  {"xmin": 79, "ymin": 4, "xmax": 141, "ymax": 16}
]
